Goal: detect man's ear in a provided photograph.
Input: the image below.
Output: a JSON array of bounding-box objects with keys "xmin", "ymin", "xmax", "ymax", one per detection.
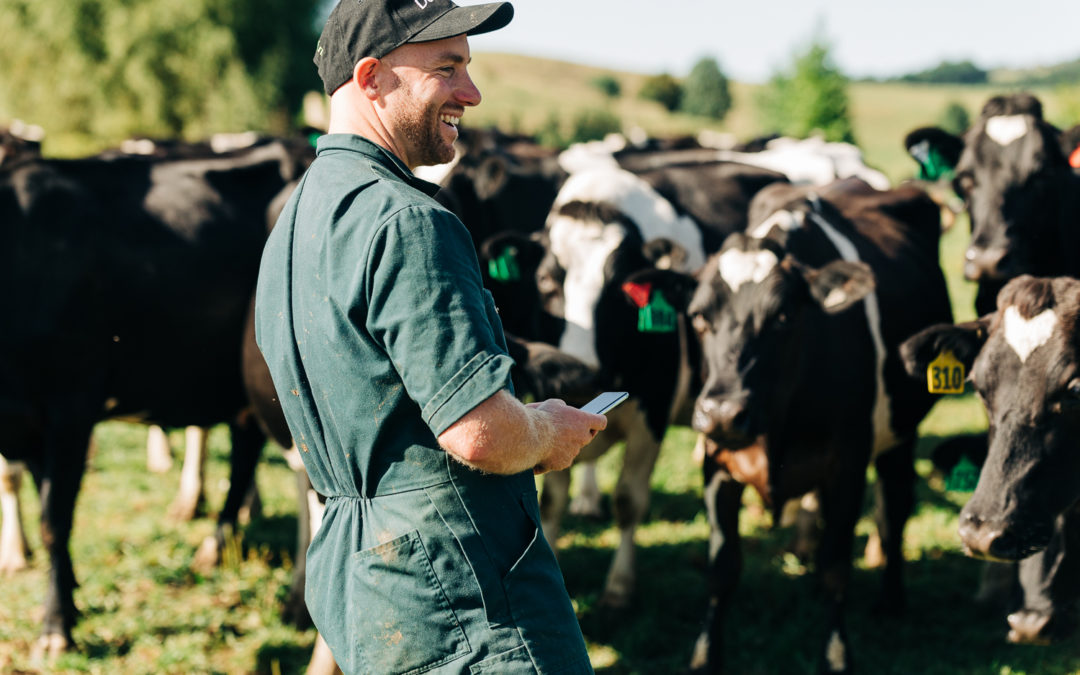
[
  {"xmin": 799, "ymin": 259, "xmax": 875, "ymax": 314},
  {"xmin": 353, "ymin": 57, "xmax": 381, "ymax": 98},
  {"xmin": 899, "ymin": 314, "xmax": 994, "ymax": 379}
]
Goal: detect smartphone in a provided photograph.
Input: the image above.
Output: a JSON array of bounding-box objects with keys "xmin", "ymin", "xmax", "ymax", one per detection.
[{"xmin": 580, "ymin": 391, "xmax": 629, "ymax": 415}]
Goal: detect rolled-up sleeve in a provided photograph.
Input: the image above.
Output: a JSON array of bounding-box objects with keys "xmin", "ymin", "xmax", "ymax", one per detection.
[{"xmin": 362, "ymin": 206, "xmax": 514, "ymax": 436}]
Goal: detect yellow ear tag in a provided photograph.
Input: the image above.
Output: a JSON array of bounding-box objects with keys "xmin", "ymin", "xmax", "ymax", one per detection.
[{"xmin": 927, "ymin": 350, "xmax": 965, "ymax": 394}]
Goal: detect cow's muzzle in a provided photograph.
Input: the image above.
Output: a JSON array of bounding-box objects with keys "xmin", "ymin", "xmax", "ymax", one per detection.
[
  {"xmin": 964, "ymin": 246, "xmax": 1014, "ymax": 282},
  {"xmin": 693, "ymin": 397, "xmax": 754, "ymax": 449},
  {"xmin": 958, "ymin": 509, "xmax": 1049, "ymax": 561}
]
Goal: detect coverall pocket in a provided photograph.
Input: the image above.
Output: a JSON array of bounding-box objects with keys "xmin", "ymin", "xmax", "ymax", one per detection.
[{"xmin": 349, "ymin": 530, "xmax": 470, "ymax": 674}]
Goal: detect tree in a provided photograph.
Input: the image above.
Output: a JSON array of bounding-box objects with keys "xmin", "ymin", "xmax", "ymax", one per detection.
[
  {"xmin": 680, "ymin": 56, "xmax": 732, "ymax": 121},
  {"xmin": 568, "ymin": 108, "xmax": 622, "ymax": 144},
  {"xmin": 591, "ymin": 75, "xmax": 621, "ymax": 99},
  {"xmin": 638, "ymin": 73, "xmax": 682, "ymax": 112},
  {"xmin": 0, "ymin": 0, "xmax": 321, "ymax": 148},
  {"xmin": 899, "ymin": 60, "xmax": 988, "ymax": 85},
  {"xmin": 939, "ymin": 101, "xmax": 971, "ymax": 135},
  {"xmin": 757, "ymin": 38, "xmax": 856, "ymax": 144}
]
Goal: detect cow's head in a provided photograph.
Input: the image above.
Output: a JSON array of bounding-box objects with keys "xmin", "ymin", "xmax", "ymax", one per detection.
[
  {"xmin": 688, "ymin": 231, "xmax": 874, "ymax": 450},
  {"xmin": 540, "ymin": 199, "xmax": 693, "ymax": 368},
  {"xmin": 901, "ymin": 275, "xmax": 1080, "ymax": 560},
  {"xmin": 906, "ymin": 95, "xmax": 1074, "ymax": 302}
]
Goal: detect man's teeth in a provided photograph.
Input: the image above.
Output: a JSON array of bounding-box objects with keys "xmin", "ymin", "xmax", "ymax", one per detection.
[{"xmin": 440, "ymin": 114, "xmax": 460, "ymax": 126}]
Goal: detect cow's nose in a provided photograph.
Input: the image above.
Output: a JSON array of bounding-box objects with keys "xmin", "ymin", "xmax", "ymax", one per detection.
[
  {"xmin": 716, "ymin": 399, "xmax": 750, "ymax": 436},
  {"xmin": 964, "ymin": 247, "xmax": 1010, "ymax": 282},
  {"xmin": 958, "ymin": 510, "xmax": 1016, "ymax": 560}
]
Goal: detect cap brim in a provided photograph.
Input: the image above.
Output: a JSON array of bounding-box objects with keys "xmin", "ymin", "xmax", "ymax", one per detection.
[{"xmin": 410, "ymin": 3, "xmax": 514, "ymax": 43}]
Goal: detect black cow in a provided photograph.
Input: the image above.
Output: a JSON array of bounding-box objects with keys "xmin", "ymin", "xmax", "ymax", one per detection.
[
  {"xmin": 905, "ymin": 93, "xmax": 1080, "ymax": 315},
  {"xmin": 0, "ymin": 140, "xmax": 310, "ymax": 658},
  {"xmin": 658, "ymin": 178, "xmax": 952, "ymax": 673},
  {"xmin": 901, "ymin": 275, "xmax": 1080, "ymax": 644}
]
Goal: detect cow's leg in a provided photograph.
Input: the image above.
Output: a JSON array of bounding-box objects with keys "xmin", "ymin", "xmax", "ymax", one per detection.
[
  {"xmin": 568, "ymin": 462, "xmax": 605, "ymax": 519},
  {"xmin": 0, "ymin": 454, "xmax": 32, "ymax": 574},
  {"xmin": 598, "ymin": 406, "xmax": 663, "ymax": 608},
  {"xmin": 28, "ymin": 419, "xmax": 94, "ymax": 660},
  {"xmin": 871, "ymin": 440, "xmax": 916, "ymax": 613},
  {"xmin": 1008, "ymin": 504, "xmax": 1080, "ymax": 644},
  {"xmin": 167, "ymin": 426, "xmax": 208, "ymax": 521},
  {"xmin": 146, "ymin": 425, "xmax": 173, "ymax": 473},
  {"xmin": 282, "ymin": 445, "xmax": 319, "ymax": 628},
  {"xmin": 193, "ymin": 417, "xmax": 264, "ymax": 571},
  {"xmin": 689, "ymin": 458, "xmax": 744, "ymax": 674},
  {"xmin": 814, "ymin": 464, "xmax": 868, "ymax": 675},
  {"xmin": 539, "ymin": 467, "xmax": 571, "ymax": 548}
]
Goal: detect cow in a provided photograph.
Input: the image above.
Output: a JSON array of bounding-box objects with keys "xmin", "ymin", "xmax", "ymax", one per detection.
[
  {"xmin": 905, "ymin": 93, "xmax": 1080, "ymax": 315},
  {"xmin": 900, "ymin": 275, "xmax": 1080, "ymax": 644},
  {"xmin": 0, "ymin": 119, "xmax": 44, "ymax": 167},
  {"xmin": 0, "ymin": 139, "xmax": 312, "ymax": 659},
  {"xmin": 531, "ymin": 157, "xmax": 789, "ymax": 608},
  {"xmin": 649, "ymin": 177, "xmax": 952, "ymax": 673}
]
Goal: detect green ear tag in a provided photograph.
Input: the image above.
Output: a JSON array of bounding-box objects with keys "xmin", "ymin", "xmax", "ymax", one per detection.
[
  {"xmin": 927, "ymin": 350, "xmax": 965, "ymax": 394},
  {"xmin": 637, "ymin": 290, "xmax": 677, "ymax": 333},
  {"xmin": 917, "ymin": 146, "xmax": 955, "ymax": 182},
  {"xmin": 946, "ymin": 455, "xmax": 980, "ymax": 492},
  {"xmin": 487, "ymin": 247, "xmax": 520, "ymax": 283}
]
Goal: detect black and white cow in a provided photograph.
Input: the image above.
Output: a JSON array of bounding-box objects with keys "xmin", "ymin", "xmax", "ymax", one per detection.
[
  {"xmin": 906, "ymin": 93, "xmax": 1080, "ymax": 315},
  {"xmin": 0, "ymin": 139, "xmax": 311, "ymax": 658},
  {"xmin": 901, "ymin": 275, "xmax": 1080, "ymax": 644},
  {"xmin": 533, "ymin": 158, "xmax": 789, "ymax": 607},
  {"xmin": 658, "ymin": 178, "xmax": 952, "ymax": 673}
]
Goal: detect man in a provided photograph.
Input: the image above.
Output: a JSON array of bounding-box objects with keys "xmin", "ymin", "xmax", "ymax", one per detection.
[{"xmin": 254, "ymin": 1, "xmax": 605, "ymax": 673}]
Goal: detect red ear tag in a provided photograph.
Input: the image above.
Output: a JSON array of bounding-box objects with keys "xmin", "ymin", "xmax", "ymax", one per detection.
[
  {"xmin": 622, "ymin": 281, "xmax": 652, "ymax": 309},
  {"xmin": 1069, "ymin": 145, "xmax": 1080, "ymax": 169}
]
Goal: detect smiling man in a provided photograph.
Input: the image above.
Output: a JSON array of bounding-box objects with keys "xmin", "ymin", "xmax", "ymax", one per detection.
[{"xmin": 254, "ymin": 1, "xmax": 604, "ymax": 673}]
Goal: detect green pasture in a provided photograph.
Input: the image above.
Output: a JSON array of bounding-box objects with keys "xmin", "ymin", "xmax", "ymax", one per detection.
[{"xmin": 4, "ymin": 57, "xmax": 1080, "ymax": 673}]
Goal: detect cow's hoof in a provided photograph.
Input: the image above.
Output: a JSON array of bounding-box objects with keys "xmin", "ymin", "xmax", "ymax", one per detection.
[
  {"xmin": 0, "ymin": 550, "xmax": 30, "ymax": 575},
  {"xmin": 167, "ymin": 496, "xmax": 203, "ymax": 522},
  {"xmin": 567, "ymin": 495, "xmax": 607, "ymax": 520},
  {"xmin": 1007, "ymin": 609, "xmax": 1074, "ymax": 645},
  {"xmin": 30, "ymin": 633, "xmax": 70, "ymax": 663},
  {"xmin": 192, "ymin": 535, "xmax": 221, "ymax": 572}
]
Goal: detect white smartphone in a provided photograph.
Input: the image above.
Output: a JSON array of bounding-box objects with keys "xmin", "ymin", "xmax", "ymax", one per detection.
[{"xmin": 580, "ymin": 391, "xmax": 629, "ymax": 415}]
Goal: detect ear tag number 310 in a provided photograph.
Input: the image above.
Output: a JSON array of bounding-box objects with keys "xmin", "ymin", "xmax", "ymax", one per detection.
[{"xmin": 927, "ymin": 350, "xmax": 965, "ymax": 394}]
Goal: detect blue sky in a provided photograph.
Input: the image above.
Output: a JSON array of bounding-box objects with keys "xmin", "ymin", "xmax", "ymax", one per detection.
[{"xmin": 463, "ymin": 0, "xmax": 1080, "ymax": 82}]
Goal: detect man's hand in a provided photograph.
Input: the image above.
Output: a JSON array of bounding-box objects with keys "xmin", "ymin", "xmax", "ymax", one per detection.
[
  {"xmin": 526, "ymin": 399, "xmax": 607, "ymax": 474},
  {"xmin": 439, "ymin": 390, "xmax": 606, "ymax": 476}
]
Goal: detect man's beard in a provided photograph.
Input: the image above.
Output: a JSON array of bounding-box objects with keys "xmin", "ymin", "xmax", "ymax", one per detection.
[{"xmin": 397, "ymin": 97, "xmax": 455, "ymax": 168}]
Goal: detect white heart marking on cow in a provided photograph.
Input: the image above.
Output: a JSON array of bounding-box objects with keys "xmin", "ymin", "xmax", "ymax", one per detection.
[
  {"xmin": 985, "ymin": 115, "xmax": 1029, "ymax": 146},
  {"xmin": 717, "ymin": 248, "xmax": 779, "ymax": 291},
  {"xmin": 1003, "ymin": 305, "xmax": 1057, "ymax": 363}
]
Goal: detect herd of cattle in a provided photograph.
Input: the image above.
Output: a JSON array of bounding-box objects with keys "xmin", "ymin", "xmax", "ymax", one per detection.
[{"xmin": 2, "ymin": 91, "xmax": 1080, "ymax": 674}]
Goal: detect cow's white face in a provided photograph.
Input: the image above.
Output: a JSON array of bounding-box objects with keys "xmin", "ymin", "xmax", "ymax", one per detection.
[{"xmin": 546, "ymin": 211, "xmax": 625, "ymax": 367}]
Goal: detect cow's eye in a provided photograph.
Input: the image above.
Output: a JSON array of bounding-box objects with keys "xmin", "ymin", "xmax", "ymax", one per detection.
[{"xmin": 1067, "ymin": 380, "xmax": 1080, "ymax": 399}]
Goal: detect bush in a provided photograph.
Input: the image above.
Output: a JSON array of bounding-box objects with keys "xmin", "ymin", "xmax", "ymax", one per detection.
[
  {"xmin": 756, "ymin": 38, "xmax": 856, "ymax": 144},
  {"xmin": 591, "ymin": 75, "xmax": 621, "ymax": 99},
  {"xmin": 680, "ymin": 57, "xmax": 732, "ymax": 121},
  {"xmin": 639, "ymin": 73, "xmax": 683, "ymax": 112},
  {"xmin": 568, "ymin": 108, "xmax": 622, "ymax": 145},
  {"xmin": 939, "ymin": 102, "xmax": 971, "ymax": 135}
]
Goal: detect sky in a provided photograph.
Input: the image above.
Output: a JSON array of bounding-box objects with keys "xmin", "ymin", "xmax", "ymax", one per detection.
[{"xmin": 463, "ymin": 0, "xmax": 1080, "ymax": 83}]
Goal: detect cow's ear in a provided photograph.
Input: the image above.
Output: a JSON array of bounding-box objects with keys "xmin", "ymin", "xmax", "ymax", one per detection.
[
  {"xmin": 1060, "ymin": 124, "xmax": 1080, "ymax": 169},
  {"xmin": 899, "ymin": 314, "xmax": 994, "ymax": 379},
  {"xmin": 621, "ymin": 268, "xmax": 697, "ymax": 312},
  {"xmin": 472, "ymin": 155, "xmax": 508, "ymax": 200},
  {"xmin": 642, "ymin": 237, "xmax": 691, "ymax": 272},
  {"xmin": 801, "ymin": 260, "xmax": 875, "ymax": 314},
  {"xmin": 904, "ymin": 127, "xmax": 963, "ymax": 181}
]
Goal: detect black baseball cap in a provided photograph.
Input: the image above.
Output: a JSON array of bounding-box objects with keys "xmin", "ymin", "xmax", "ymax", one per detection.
[{"xmin": 315, "ymin": 0, "xmax": 514, "ymax": 95}]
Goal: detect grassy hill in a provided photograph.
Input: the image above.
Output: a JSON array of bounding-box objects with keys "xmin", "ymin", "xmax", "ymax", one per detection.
[{"xmin": 466, "ymin": 52, "xmax": 1073, "ymax": 185}]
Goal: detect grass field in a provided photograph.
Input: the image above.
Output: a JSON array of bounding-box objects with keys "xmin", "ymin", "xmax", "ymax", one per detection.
[{"xmin": 4, "ymin": 56, "xmax": 1080, "ymax": 674}]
